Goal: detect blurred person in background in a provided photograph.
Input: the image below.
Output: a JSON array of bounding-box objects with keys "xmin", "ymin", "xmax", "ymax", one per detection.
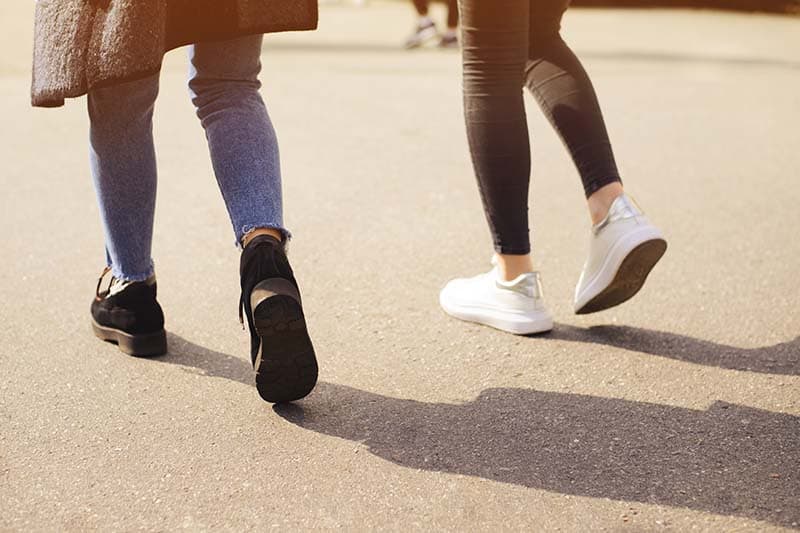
[
  {"xmin": 439, "ymin": 0, "xmax": 667, "ymax": 334},
  {"xmin": 404, "ymin": 0, "xmax": 459, "ymax": 48},
  {"xmin": 31, "ymin": 0, "xmax": 320, "ymax": 404}
]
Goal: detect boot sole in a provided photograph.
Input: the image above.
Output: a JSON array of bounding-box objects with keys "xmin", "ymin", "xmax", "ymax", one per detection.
[
  {"xmin": 91, "ymin": 319, "xmax": 167, "ymax": 357},
  {"xmin": 575, "ymin": 238, "xmax": 667, "ymax": 315},
  {"xmin": 251, "ymin": 279, "xmax": 318, "ymax": 404}
]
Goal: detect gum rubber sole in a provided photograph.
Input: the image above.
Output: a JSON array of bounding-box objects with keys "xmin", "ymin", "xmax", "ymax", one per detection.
[
  {"xmin": 91, "ymin": 319, "xmax": 167, "ymax": 357},
  {"xmin": 252, "ymin": 293, "xmax": 318, "ymax": 404},
  {"xmin": 575, "ymin": 238, "xmax": 667, "ymax": 315}
]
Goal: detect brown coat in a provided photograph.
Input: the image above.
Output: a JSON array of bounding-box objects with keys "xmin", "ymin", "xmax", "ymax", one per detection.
[{"xmin": 31, "ymin": 0, "xmax": 317, "ymax": 107}]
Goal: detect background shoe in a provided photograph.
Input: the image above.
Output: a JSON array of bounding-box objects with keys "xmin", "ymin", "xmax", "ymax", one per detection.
[
  {"xmin": 404, "ymin": 19, "xmax": 438, "ymax": 49},
  {"xmin": 90, "ymin": 267, "xmax": 167, "ymax": 357},
  {"xmin": 574, "ymin": 194, "xmax": 667, "ymax": 314},
  {"xmin": 438, "ymin": 32, "xmax": 459, "ymax": 49},
  {"xmin": 239, "ymin": 235, "xmax": 318, "ymax": 403},
  {"xmin": 440, "ymin": 265, "xmax": 554, "ymax": 335}
]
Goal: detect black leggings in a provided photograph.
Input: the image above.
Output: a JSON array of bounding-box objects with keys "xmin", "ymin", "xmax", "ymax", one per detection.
[
  {"xmin": 461, "ymin": 0, "xmax": 621, "ymax": 255},
  {"xmin": 413, "ymin": 0, "xmax": 459, "ymax": 29}
]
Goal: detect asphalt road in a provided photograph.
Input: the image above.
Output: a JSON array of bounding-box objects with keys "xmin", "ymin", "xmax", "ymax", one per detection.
[{"xmin": 1, "ymin": 2, "xmax": 799, "ymax": 531}]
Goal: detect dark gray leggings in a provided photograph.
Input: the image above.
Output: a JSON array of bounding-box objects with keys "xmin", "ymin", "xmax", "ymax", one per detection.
[{"xmin": 461, "ymin": 0, "xmax": 621, "ymax": 255}]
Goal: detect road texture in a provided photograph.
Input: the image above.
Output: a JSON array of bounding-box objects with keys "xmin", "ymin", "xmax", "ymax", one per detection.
[{"xmin": 1, "ymin": 1, "xmax": 799, "ymax": 531}]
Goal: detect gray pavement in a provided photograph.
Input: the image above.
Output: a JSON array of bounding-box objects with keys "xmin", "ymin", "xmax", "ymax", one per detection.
[{"xmin": 2, "ymin": 2, "xmax": 799, "ymax": 531}]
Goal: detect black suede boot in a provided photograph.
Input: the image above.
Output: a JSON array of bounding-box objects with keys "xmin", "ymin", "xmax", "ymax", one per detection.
[
  {"xmin": 239, "ymin": 235, "xmax": 318, "ymax": 403},
  {"xmin": 91, "ymin": 267, "xmax": 167, "ymax": 357}
]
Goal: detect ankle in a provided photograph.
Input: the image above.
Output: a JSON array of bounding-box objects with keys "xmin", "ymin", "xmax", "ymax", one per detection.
[
  {"xmin": 587, "ymin": 182, "xmax": 624, "ymax": 225},
  {"xmin": 242, "ymin": 228, "xmax": 283, "ymax": 248},
  {"xmin": 495, "ymin": 253, "xmax": 533, "ymax": 281}
]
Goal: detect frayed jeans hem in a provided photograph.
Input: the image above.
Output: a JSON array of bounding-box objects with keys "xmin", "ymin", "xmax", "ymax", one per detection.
[
  {"xmin": 238, "ymin": 224, "xmax": 292, "ymax": 249},
  {"xmin": 106, "ymin": 261, "xmax": 155, "ymax": 283}
]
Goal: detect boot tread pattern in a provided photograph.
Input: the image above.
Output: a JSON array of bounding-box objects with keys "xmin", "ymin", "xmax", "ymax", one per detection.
[{"xmin": 253, "ymin": 294, "xmax": 318, "ymax": 403}]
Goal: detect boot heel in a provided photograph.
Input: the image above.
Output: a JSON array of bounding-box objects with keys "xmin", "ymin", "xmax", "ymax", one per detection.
[
  {"xmin": 250, "ymin": 278, "xmax": 317, "ymax": 403},
  {"xmin": 91, "ymin": 319, "xmax": 167, "ymax": 357},
  {"xmin": 250, "ymin": 277, "xmax": 301, "ymax": 311},
  {"xmin": 119, "ymin": 329, "xmax": 167, "ymax": 357}
]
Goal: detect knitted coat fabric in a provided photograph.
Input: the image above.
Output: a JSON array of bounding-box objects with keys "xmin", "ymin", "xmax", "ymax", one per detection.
[{"xmin": 31, "ymin": 0, "xmax": 317, "ymax": 107}]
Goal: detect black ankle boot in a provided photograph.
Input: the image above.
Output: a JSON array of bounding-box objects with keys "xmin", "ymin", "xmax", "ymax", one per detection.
[
  {"xmin": 239, "ymin": 235, "xmax": 318, "ymax": 403},
  {"xmin": 91, "ymin": 267, "xmax": 167, "ymax": 357}
]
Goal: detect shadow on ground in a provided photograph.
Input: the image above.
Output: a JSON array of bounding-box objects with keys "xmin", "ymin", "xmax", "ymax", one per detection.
[
  {"xmin": 159, "ymin": 333, "xmax": 800, "ymax": 528},
  {"xmin": 547, "ymin": 324, "xmax": 800, "ymax": 375},
  {"xmin": 277, "ymin": 383, "xmax": 799, "ymax": 528},
  {"xmin": 161, "ymin": 334, "xmax": 253, "ymax": 385},
  {"xmin": 583, "ymin": 50, "xmax": 800, "ymax": 70},
  {"xmin": 264, "ymin": 42, "xmax": 800, "ymax": 71},
  {"xmin": 572, "ymin": 0, "xmax": 800, "ymax": 14}
]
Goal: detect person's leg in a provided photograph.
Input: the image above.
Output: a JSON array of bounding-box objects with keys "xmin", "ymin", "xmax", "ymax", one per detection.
[
  {"xmin": 88, "ymin": 75, "xmax": 167, "ymax": 356},
  {"xmin": 438, "ymin": 0, "xmax": 460, "ymax": 47},
  {"xmin": 524, "ymin": 0, "xmax": 623, "ymax": 224},
  {"xmin": 523, "ymin": 1, "xmax": 666, "ymax": 314},
  {"xmin": 460, "ymin": 0, "xmax": 534, "ymax": 279},
  {"xmin": 189, "ymin": 36, "xmax": 317, "ymax": 402},
  {"xmin": 405, "ymin": 0, "xmax": 438, "ymax": 49},
  {"xmin": 189, "ymin": 35, "xmax": 287, "ymax": 247},
  {"xmin": 411, "ymin": 0, "xmax": 429, "ymax": 15},
  {"xmin": 88, "ymin": 75, "xmax": 160, "ymax": 281},
  {"xmin": 440, "ymin": 0, "xmax": 553, "ymax": 336},
  {"xmin": 446, "ymin": 0, "xmax": 459, "ymax": 29}
]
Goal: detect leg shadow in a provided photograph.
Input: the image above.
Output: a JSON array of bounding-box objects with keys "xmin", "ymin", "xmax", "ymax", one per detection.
[
  {"xmin": 545, "ymin": 324, "xmax": 799, "ymax": 375},
  {"xmin": 149, "ymin": 333, "xmax": 797, "ymax": 525},
  {"xmin": 155, "ymin": 333, "xmax": 253, "ymax": 386},
  {"xmin": 276, "ymin": 382, "xmax": 800, "ymax": 528}
]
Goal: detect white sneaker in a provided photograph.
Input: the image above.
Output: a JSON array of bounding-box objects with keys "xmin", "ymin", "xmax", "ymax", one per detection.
[
  {"xmin": 439, "ymin": 262, "xmax": 554, "ymax": 335},
  {"xmin": 574, "ymin": 194, "xmax": 667, "ymax": 314},
  {"xmin": 404, "ymin": 18, "xmax": 438, "ymax": 49}
]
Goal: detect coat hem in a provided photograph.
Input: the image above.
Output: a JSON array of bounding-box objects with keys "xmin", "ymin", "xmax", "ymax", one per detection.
[{"xmin": 31, "ymin": 19, "xmax": 317, "ymax": 108}]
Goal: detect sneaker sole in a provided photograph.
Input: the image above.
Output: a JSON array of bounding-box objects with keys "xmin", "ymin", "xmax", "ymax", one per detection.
[
  {"xmin": 575, "ymin": 237, "xmax": 667, "ymax": 315},
  {"xmin": 91, "ymin": 319, "xmax": 167, "ymax": 357},
  {"xmin": 439, "ymin": 294, "xmax": 554, "ymax": 336},
  {"xmin": 251, "ymin": 279, "xmax": 318, "ymax": 404},
  {"xmin": 404, "ymin": 26, "xmax": 439, "ymax": 49}
]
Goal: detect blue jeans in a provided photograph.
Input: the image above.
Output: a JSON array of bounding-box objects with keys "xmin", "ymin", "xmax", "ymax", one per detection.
[{"xmin": 89, "ymin": 35, "xmax": 286, "ymax": 281}]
